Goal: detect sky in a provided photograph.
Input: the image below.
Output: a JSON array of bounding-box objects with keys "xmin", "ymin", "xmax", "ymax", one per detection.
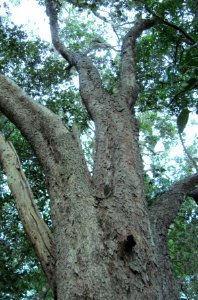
[
  {"xmin": 1, "ymin": 0, "xmax": 197, "ymax": 169},
  {"xmin": 1, "ymin": 0, "xmax": 51, "ymax": 41}
]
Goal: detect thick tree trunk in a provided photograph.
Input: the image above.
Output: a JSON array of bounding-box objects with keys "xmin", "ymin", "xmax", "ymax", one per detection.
[
  {"xmin": 1, "ymin": 2, "xmax": 198, "ymax": 298},
  {"xmin": 48, "ymin": 105, "xmax": 161, "ymax": 299},
  {"xmin": 1, "ymin": 70, "xmax": 198, "ymax": 300},
  {"xmin": 0, "ymin": 74, "xmax": 174, "ymax": 299}
]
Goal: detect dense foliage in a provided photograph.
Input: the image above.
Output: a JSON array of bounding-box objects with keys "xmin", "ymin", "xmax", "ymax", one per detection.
[{"xmin": 0, "ymin": 0, "xmax": 197, "ymax": 298}]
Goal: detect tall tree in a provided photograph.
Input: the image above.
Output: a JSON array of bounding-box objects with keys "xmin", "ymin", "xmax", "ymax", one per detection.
[{"xmin": 0, "ymin": 0, "xmax": 197, "ymax": 299}]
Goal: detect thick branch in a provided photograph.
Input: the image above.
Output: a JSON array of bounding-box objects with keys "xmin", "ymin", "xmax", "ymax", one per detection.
[
  {"xmin": 0, "ymin": 135, "xmax": 55, "ymax": 291},
  {"xmin": 119, "ymin": 19, "xmax": 155, "ymax": 107},
  {"xmin": 45, "ymin": 0, "xmax": 108, "ymax": 120},
  {"xmin": 0, "ymin": 74, "xmax": 90, "ymax": 181},
  {"xmin": 0, "ymin": 74, "xmax": 60, "ymax": 174},
  {"xmin": 149, "ymin": 173, "xmax": 198, "ymax": 235},
  {"xmin": 0, "ymin": 76, "xmax": 111, "ymax": 298},
  {"xmin": 45, "ymin": 0, "xmax": 74, "ymax": 64},
  {"xmin": 74, "ymin": 53, "xmax": 110, "ymax": 120}
]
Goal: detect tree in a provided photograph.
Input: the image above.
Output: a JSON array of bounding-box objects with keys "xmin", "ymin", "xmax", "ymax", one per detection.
[{"xmin": 0, "ymin": 0, "xmax": 198, "ymax": 299}]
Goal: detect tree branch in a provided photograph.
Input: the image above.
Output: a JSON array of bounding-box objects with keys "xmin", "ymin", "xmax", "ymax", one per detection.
[
  {"xmin": 45, "ymin": 0, "xmax": 74, "ymax": 64},
  {"xmin": 188, "ymin": 187, "xmax": 198, "ymax": 204},
  {"xmin": 194, "ymin": 0, "xmax": 198, "ymax": 18},
  {"xmin": 0, "ymin": 135, "xmax": 55, "ymax": 291},
  {"xmin": 0, "ymin": 74, "xmax": 90, "ymax": 181},
  {"xmin": 119, "ymin": 19, "xmax": 155, "ymax": 107},
  {"xmin": 0, "ymin": 74, "xmax": 59, "ymax": 174},
  {"xmin": 168, "ymin": 83, "xmax": 198, "ymax": 109},
  {"xmin": 178, "ymin": 131, "xmax": 198, "ymax": 172},
  {"xmin": 0, "ymin": 76, "xmax": 110, "ymax": 296},
  {"xmin": 90, "ymin": 9, "xmax": 121, "ymax": 46},
  {"xmin": 149, "ymin": 173, "xmax": 198, "ymax": 235},
  {"xmin": 45, "ymin": 0, "xmax": 108, "ymax": 121},
  {"xmin": 143, "ymin": 3, "xmax": 196, "ymax": 45},
  {"xmin": 75, "ymin": 53, "xmax": 110, "ymax": 120}
]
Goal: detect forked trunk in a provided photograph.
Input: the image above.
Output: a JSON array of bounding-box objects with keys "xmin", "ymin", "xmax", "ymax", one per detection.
[{"xmin": 44, "ymin": 98, "xmax": 178, "ymax": 299}]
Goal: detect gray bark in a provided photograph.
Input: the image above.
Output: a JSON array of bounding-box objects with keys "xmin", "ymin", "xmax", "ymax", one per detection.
[
  {"xmin": 0, "ymin": 134, "xmax": 55, "ymax": 291},
  {"xmin": 1, "ymin": 58, "xmax": 198, "ymax": 300},
  {"xmin": 3, "ymin": 67, "xmax": 197, "ymax": 299},
  {"xmin": 0, "ymin": 74, "xmax": 111, "ymax": 299},
  {"xmin": 0, "ymin": 1, "xmax": 197, "ymax": 299},
  {"xmin": 0, "ymin": 74, "xmax": 159, "ymax": 299}
]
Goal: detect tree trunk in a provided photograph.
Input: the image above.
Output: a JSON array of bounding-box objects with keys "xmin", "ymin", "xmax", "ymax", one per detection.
[
  {"xmin": 0, "ymin": 74, "xmax": 179, "ymax": 299},
  {"xmin": 1, "ymin": 60, "xmax": 198, "ymax": 300},
  {"xmin": 48, "ymin": 99, "xmax": 161, "ymax": 300},
  {"xmin": 1, "ymin": 2, "xmax": 198, "ymax": 298}
]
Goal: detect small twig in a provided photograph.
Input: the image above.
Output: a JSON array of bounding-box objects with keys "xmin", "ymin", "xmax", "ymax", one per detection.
[
  {"xmin": 143, "ymin": 2, "xmax": 196, "ymax": 45},
  {"xmin": 178, "ymin": 131, "xmax": 198, "ymax": 172},
  {"xmin": 173, "ymin": 38, "xmax": 181, "ymax": 65},
  {"xmin": 91, "ymin": 9, "xmax": 121, "ymax": 47},
  {"xmin": 5, "ymin": 128, "xmax": 15, "ymax": 140},
  {"xmin": 168, "ymin": 82, "xmax": 197, "ymax": 108}
]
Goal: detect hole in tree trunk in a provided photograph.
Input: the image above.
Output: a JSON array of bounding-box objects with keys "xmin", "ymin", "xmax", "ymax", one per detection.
[{"xmin": 124, "ymin": 234, "xmax": 136, "ymax": 253}]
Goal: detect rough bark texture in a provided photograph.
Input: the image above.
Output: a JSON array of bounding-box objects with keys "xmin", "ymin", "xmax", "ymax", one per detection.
[
  {"xmin": 0, "ymin": 134, "xmax": 55, "ymax": 291},
  {"xmin": 0, "ymin": 1, "xmax": 198, "ymax": 299}
]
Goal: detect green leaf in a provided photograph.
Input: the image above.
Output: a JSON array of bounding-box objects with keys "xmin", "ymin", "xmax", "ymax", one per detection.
[{"xmin": 177, "ymin": 108, "xmax": 190, "ymax": 133}]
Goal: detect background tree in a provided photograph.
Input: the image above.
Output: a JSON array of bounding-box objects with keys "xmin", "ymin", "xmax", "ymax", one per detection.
[{"xmin": 0, "ymin": 0, "xmax": 197, "ymax": 299}]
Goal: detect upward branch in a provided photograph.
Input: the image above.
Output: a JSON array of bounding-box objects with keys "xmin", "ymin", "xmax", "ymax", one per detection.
[
  {"xmin": 119, "ymin": 19, "xmax": 155, "ymax": 107},
  {"xmin": 0, "ymin": 74, "xmax": 90, "ymax": 183},
  {"xmin": 178, "ymin": 131, "xmax": 198, "ymax": 173},
  {"xmin": 45, "ymin": 0, "xmax": 74, "ymax": 64},
  {"xmin": 45, "ymin": 0, "xmax": 108, "ymax": 120},
  {"xmin": 0, "ymin": 74, "xmax": 61, "ymax": 175}
]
